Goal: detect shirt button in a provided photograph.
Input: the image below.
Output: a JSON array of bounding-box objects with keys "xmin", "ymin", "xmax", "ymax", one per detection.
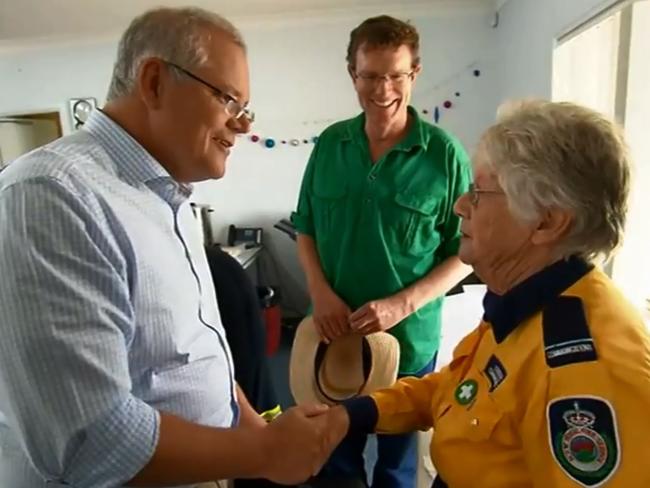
[
  {"xmin": 365, "ymin": 198, "xmax": 371, "ymax": 204},
  {"xmin": 471, "ymin": 418, "xmax": 479, "ymax": 427}
]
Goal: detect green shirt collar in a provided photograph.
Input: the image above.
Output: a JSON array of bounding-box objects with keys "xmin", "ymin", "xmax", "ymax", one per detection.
[{"xmin": 343, "ymin": 105, "xmax": 430, "ymax": 152}]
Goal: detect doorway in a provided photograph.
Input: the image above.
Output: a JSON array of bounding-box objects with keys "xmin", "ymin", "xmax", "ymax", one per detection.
[{"xmin": 0, "ymin": 111, "xmax": 63, "ymax": 169}]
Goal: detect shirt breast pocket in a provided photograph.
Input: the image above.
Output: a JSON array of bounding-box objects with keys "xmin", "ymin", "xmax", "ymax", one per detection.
[
  {"xmin": 433, "ymin": 384, "xmax": 504, "ymax": 443},
  {"xmin": 392, "ymin": 192, "xmax": 441, "ymax": 257},
  {"xmin": 312, "ymin": 184, "xmax": 347, "ymax": 239},
  {"xmin": 461, "ymin": 402, "xmax": 502, "ymax": 442}
]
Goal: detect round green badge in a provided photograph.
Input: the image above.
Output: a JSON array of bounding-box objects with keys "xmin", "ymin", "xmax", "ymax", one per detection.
[{"xmin": 455, "ymin": 379, "xmax": 478, "ymax": 406}]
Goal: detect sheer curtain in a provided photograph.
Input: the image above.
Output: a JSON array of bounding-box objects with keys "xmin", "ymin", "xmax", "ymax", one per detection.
[
  {"xmin": 552, "ymin": 11, "xmax": 620, "ymax": 119},
  {"xmin": 553, "ymin": 0, "xmax": 650, "ymax": 324},
  {"xmin": 612, "ymin": 1, "xmax": 650, "ymax": 322}
]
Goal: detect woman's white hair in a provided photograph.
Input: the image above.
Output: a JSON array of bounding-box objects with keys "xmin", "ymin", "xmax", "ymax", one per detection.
[
  {"xmin": 480, "ymin": 99, "xmax": 631, "ymax": 261},
  {"xmin": 106, "ymin": 7, "xmax": 245, "ymax": 101}
]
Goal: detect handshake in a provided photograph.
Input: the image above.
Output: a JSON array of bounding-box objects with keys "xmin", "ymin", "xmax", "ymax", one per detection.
[{"xmin": 256, "ymin": 403, "xmax": 351, "ymax": 485}]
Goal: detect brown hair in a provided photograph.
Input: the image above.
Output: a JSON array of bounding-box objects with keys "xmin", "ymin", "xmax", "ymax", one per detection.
[{"xmin": 346, "ymin": 15, "xmax": 420, "ymax": 69}]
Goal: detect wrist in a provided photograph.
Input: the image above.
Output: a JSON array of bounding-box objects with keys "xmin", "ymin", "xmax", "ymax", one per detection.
[
  {"xmin": 341, "ymin": 396, "xmax": 378, "ymax": 434},
  {"xmin": 308, "ymin": 276, "xmax": 330, "ymax": 297},
  {"xmin": 394, "ymin": 290, "xmax": 416, "ymax": 317},
  {"xmin": 249, "ymin": 425, "xmax": 275, "ymax": 479}
]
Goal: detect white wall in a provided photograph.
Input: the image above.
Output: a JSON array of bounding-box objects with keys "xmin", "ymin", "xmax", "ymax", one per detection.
[
  {"xmin": 0, "ymin": 8, "xmax": 499, "ymax": 313},
  {"xmin": 494, "ymin": 0, "xmax": 617, "ymax": 101}
]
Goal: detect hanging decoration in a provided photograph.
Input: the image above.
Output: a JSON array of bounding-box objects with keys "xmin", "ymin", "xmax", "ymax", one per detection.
[
  {"xmin": 244, "ymin": 64, "xmax": 482, "ymax": 146},
  {"xmin": 419, "ymin": 63, "xmax": 482, "ymax": 124}
]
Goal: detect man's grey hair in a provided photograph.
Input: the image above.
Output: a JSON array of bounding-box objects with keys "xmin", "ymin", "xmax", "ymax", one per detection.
[
  {"xmin": 479, "ymin": 99, "xmax": 631, "ymax": 262},
  {"xmin": 106, "ymin": 7, "xmax": 245, "ymax": 101}
]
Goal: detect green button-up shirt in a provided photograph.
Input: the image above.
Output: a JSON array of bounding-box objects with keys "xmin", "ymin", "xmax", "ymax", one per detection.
[{"xmin": 292, "ymin": 107, "xmax": 471, "ymax": 374}]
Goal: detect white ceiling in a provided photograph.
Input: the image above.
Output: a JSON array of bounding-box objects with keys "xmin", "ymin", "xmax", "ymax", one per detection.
[{"xmin": 0, "ymin": 0, "xmax": 497, "ymax": 44}]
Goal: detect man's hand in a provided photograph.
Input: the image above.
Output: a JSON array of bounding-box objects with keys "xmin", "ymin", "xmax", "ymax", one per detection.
[
  {"xmin": 321, "ymin": 406, "xmax": 350, "ymax": 455},
  {"xmin": 311, "ymin": 283, "xmax": 351, "ymax": 343},
  {"xmin": 349, "ymin": 294, "xmax": 411, "ymax": 335},
  {"xmin": 236, "ymin": 384, "xmax": 267, "ymax": 429},
  {"xmin": 259, "ymin": 403, "xmax": 331, "ymax": 485}
]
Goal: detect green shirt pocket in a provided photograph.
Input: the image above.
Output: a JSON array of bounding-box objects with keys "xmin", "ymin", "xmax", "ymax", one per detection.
[
  {"xmin": 393, "ymin": 192, "xmax": 442, "ymax": 257},
  {"xmin": 312, "ymin": 184, "xmax": 347, "ymax": 240}
]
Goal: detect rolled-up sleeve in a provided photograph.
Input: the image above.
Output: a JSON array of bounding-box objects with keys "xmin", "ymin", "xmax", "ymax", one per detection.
[
  {"xmin": 0, "ymin": 177, "xmax": 159, "ymax": 487},
  {"xmin": 439, "ymin": 139, "xmax": 472, "ymax": 260},
  {"xmin": 290, "ymin": 141, "xmax": 320, "ymax": 236}
]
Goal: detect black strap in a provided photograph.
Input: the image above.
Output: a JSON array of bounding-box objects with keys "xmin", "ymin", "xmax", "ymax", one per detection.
[{"xmin": 313, "ymin": 338, "xmax": 373, "ymax": 403}]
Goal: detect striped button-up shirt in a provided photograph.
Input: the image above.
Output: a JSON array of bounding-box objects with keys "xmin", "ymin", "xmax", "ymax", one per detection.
[{"xmin": 0, "ymin": 110, "xmax": 238, "ymax": 488}]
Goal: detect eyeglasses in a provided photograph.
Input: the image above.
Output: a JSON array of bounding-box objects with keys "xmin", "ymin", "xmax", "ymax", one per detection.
[
  {"xmin": 467, "ymin": 183, "xmax": 504, "ymax": 207},
  {"xmin": 353, "ymin": 71, "xmax": 415, "ymax": 87},
  {"xmin": 165, "ymin": 61, "xmax": 255, "ymax": 123}
]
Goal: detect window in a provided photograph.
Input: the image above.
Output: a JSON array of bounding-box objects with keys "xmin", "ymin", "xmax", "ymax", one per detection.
[{"xmin": 553, "ymin": 0, "xmax": 650, "ymax": 323}]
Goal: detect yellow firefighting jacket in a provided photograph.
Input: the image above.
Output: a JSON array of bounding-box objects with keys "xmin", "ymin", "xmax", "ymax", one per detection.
[{"xmin": 345, "ymin": 258, "xmax": 650, "ymax": 487}]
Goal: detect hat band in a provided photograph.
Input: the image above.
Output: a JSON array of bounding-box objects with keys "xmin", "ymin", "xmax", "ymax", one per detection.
[{"xmin": 313, "ymin": 337, "xmax": 373, "ymax": 403}]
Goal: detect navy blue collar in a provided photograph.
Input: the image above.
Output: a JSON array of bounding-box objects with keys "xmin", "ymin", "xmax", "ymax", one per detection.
[{"xmin": 483, "ymin": 256, "xmax": 594, "ymax": 343}]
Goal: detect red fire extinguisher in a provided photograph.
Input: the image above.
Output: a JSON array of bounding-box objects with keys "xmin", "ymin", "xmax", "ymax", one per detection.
[{"xmin": 258, "ymin": 286, "xmax": 281, "ymax": 356}]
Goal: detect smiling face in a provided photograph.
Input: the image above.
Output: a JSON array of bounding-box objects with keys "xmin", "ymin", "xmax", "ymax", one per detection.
[
  {"xmin": 350, "ymin": 43, "xmax": 419, "ymax": 130},
  {"xmin": 147, "ymin": 29, "xmax": 251, "ymax": 183}
]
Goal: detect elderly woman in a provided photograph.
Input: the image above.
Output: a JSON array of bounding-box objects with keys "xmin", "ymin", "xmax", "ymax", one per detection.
[{"xmin": 323, "ymin": 100, "xmax": 650, "ymax": 487}]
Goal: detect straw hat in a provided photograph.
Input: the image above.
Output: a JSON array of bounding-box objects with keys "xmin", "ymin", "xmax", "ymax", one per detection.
[{"xmin": 289, "ymin": 316, "xmax": 400, "ymax": 406}]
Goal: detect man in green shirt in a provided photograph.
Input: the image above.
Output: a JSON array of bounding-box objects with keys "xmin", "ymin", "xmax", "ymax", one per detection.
[{"xmin": 291, "ymin": 15, "xmax": 471, "ymax": 487}]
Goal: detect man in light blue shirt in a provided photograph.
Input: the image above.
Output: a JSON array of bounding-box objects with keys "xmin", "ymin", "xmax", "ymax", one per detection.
[{"xmin": 0, "ymin": 7, "xmax": 334, "ymax": 488}]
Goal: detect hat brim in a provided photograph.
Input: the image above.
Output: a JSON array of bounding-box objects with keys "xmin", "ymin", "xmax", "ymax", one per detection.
[{"xmin": 289, "ymin": 316, "xmax": 400, "ymax": 406}]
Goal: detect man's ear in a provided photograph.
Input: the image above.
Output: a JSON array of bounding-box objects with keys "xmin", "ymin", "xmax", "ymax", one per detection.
[
  {"xmin": 530, "ymin": 207, "xmax": 573, "ymax": 247},
  {"xmin": 137, "ymin": 58, "xmax": 167, "ymax": 110}
]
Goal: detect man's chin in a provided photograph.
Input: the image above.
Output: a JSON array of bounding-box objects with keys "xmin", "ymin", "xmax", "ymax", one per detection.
[{"xmin": 207, "ymin": 158, "xmax": 227, "ymax": 180}]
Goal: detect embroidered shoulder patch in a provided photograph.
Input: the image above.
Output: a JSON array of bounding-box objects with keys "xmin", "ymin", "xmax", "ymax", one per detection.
[
  {"xmin": 547, "ymin": 396, "xmax": 620, "ymax": 487},
  {"xmin": 543, "ymin": 296, "xmax": 598, "ymax": 368}
]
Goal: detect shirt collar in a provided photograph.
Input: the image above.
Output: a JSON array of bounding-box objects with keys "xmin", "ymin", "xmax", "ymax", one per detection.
[
  {"xmin": 83, "ymin": 109, "xmax": 193, "ymax": 204},
  {"xmin": 483, "ymin": 256, "xmax": 594, "ymax": 343},
  {"xmin": 343, "ymin": 105, "xmax": 430, "ymax": 152}
]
